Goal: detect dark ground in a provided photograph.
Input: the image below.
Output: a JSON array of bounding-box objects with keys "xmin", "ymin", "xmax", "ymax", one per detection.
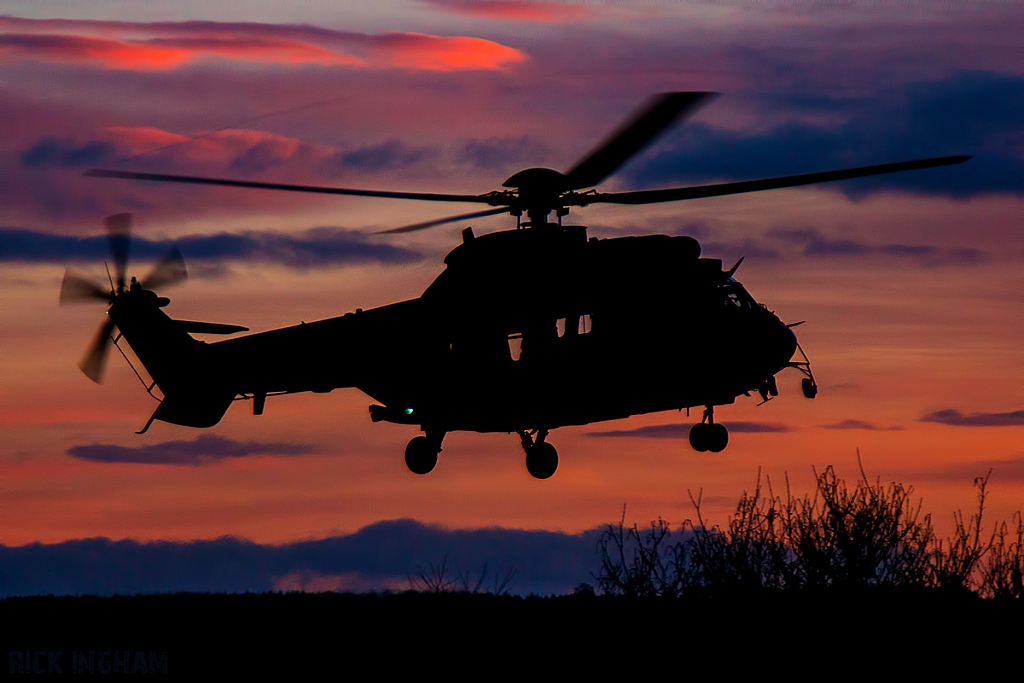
[{"xmin": 3, "ymin": 590, "xmax": 1020, "ymax": 676}]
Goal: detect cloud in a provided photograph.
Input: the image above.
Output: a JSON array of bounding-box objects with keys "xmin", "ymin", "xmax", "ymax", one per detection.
[
  {"xmin": 724, "ymin": 422, "xmax": 794, "ymax": 433},
  {"xmin": 329, "ymin": 140, "xmax": 437, "ymax": 173},
  {"xmin": 626, "ymin": 71, "xmax": 1024, "ymax": 199},
  {"xmin": 768, "ymin": 228, "xmax": 990, "ymax": 267},
  {"xmin": 914, "ymin": 457, "xmax": 1024, "ymax": 483},
  {"xmin": 419, "ymin": 1, "xmax": 592, "ymax": 23},
  {"xmin": 369, "ymin": 33, "xmax": 526, "ymax": 71},
  {"xmin": 0, "ymin": 519, "xmax": 603, "ymax": 596},
  {"xmin": 20, "ymin": 137, "xmax": 117, "ymax": 168},
  {"xmin": 67, "ymin": 435, "xmax": 314, "ymax": 465},
  {"xmin": 0, "ymin": 32, "xmax": 362, "ymax": 70},
  {"xmin": 18, "ymin": 127, "xmax": 331, "ymax": 174},
  {"xmin": 820, "ymin": 419, "xmax": 902, "ymax": 431},
  {"xmin": 0, "ymin": 226, "xmax": 423, "ymax": 269},
  {"xmin": 455, "ymin": 137, "xmax": 552, "ymax": 171},
  {"xmin": 702, "ymin": 239, "xmax": 782, "ymax": 262},
  {"xmin": 19, "ymin": 127, "xmax": 448, "ymax": 184},
  {"xmin": 0, "ymin": 16, "xmax": 526, "ymax": 72},
  {"xmin": 919, "ymin": 409, "xmax": 1024, "ymax": 427},
  {"xmin": 587, "ymin": 421, "xmax": 792, "ymax": 438}
]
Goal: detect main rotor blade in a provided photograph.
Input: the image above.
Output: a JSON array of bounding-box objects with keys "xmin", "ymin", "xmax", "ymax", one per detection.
[
  {"xmin": 141, "ymin": 246, "xmax": 188, "ymax": 290},
  {"xmin": 376, "ymin": 207, "xmax": 509, "ymax": 235},
  {"xmin": 59, "ymin": 269, "xmax": 112, "ymax": 304},
  {"xmin": 573, "ymin": 155, "xmax": 971, "ymax": 206},
  {"xmin": 86, "ymin": 169, "xmax": 500, "ymax": 205},
  {"xmin": 104, "ymin": 213, "xmax": 132, "ymax": 290},
  {"xmin": 562, "ymin": 92, "xmax": 716, "ymax": 191},
  {"xmin": 79, "ymin": 317, "xmax": 116, "ymax": 384}
]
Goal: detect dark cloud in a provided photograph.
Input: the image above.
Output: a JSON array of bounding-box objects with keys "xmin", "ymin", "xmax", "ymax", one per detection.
[
  {"xmin": 67, "ymin": 435, "xmax": 313, "ymax": 466},
  {"xmin": 767, "ymin": 228, "xmax": 990, "ymax": 266},
  {"xmin": 919, "ymin": 409, "xmax": 1024, "ymax": 427},
  {"xmin": 455, "ymin": 136, "xmax": 552, "ymax": 171},
  {"xmin": 702, "ymin": 239, "xmax": 782, "ymax": 262},
  {"xmin": 626, "ymin": 71, "xmax": 1023, "ymax": 199},
  {"xmin": 914, "ymin": 457, "xmax": 1024, "ymax": 483},
  {"xmin": 20, "ymin": 137, "xmax": 117, "ymax": 168},
  {"xmin": 0, "ymin": 226, "xmax": 422, "ymax": 269},
  {"xmin": 587, "ymin": 421, "xmax": 792, "ymax": 438},
  {"xmin": 177, "ymin": 227, "xmax": 422, "ymax": 268},
  {"xmin": 0, "ymin": 519, "xmax": 603, "ymax": 596},
  {"xmin": 228, "ymin": 140, "xmax": 294, "ymax": 175},
  {"xmin": 329, "ymin": 141, "xmax": 436, "ymax": 173},
  {"xmin": 723, "ymin": 422, "xmax": 794, "ymax": 433},
  {"xmin": 821, "ymin": 419, "xmax": 902, "ymax": 431}
]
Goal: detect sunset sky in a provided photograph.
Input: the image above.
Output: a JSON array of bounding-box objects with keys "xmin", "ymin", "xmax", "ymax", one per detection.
[{"xmin": 1, "ymin": 1, "xmax": 1021, "ymax": 550}]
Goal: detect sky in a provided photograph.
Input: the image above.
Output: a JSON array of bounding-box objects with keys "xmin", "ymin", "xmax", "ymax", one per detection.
[{"xmin": 1, "ymin": 1, "xmax": 1021, "ymax": 561}]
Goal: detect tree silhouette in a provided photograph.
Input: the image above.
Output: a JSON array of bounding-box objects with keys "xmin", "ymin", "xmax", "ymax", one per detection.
[{"xmin": 597, "ymin": 462, "xmax": 1022, "ymax": 598}]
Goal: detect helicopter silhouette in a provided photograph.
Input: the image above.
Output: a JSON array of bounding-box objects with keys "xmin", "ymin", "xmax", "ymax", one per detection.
[{"xmin": 68, "ymin": 92, "xmax": 969, "ymax": 478}]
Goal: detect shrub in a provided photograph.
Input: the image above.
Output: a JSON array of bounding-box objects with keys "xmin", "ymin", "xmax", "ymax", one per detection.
[
  {"xmin": 596, "ymin": 461, "xmax": 1021, "ymax": 598},
  {"xmin": 595, "ymin": 512, "xmax": 684, "ymax": 597},
  {"xmin": 979, "ymin": 512, "xmax": 1024, "ymax": 599}
]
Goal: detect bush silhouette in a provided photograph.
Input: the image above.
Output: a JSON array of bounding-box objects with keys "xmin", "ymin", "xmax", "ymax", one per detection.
[{"xmin": 597, "ymin": 461, "xmax": 1022, "ymax": 598}]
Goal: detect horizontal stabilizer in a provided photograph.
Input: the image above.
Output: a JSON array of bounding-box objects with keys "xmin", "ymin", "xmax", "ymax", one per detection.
[
  {"xmin": 151, "ymin": 393, "xmax": 235, "ymax": 428},
  {"xmin": 174, "ymin": 320, "xmax": 249, "ymax": 335}
]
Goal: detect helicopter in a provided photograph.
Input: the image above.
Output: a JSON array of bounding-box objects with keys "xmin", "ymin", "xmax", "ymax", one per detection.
[{"xmin": 64, "ymin": 92, "xmax": 969, "ymax": 478}]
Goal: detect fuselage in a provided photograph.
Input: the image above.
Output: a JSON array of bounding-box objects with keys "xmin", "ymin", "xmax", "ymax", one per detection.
[{"xmin": 151, "ymin": 226, "xmax": 798, "ymax": 433}]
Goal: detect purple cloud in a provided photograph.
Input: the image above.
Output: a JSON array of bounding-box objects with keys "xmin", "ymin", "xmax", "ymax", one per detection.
[
  {"xmin": 821, "ymin": 420, "xmax": 902, "ymax": 431},
  {"xmin": 587, "ymin": 421, "xmax": 792, "ymax": 438},
  {"xmin": 0, "ymin": 226, "xmax": 423, "ymax": 269},
  {"xmin": 914, "ymin": 457, "xmax": 1024, "ymax": 483},
  {"xmin": 68, "ymin": 435, "xmax": 314, "ymax": 465},
  {"xmin": 920, "ymin": 409, "xmax": 1024, "ymax": 427}
]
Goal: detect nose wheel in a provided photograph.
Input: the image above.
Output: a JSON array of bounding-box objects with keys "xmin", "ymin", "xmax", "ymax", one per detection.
[
  {"xmin": 519, "ymin": 430, "xmax": 558, "ymax": 479},
  {"xmin": 405, "ymin": 431, "xmax": 444, "ymax": 474},
  {"xmin": 689, "ymin": 407, "xmax": 729, "ymax": 453}
]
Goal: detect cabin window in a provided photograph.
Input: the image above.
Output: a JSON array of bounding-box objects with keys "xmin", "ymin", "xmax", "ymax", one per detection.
[
  {"xmin": 508, "ymin": 334, "xmax": 523, "ymax": 361},
  {"xmin": 556, "ymin": 315, "xmax": 592, "ymax": 337}
]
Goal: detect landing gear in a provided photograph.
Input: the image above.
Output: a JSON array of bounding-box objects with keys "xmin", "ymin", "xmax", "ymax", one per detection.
[
  {"xmin": 801, "ymin": 377, "xmax": 818, "ymax": 399},
  {"xmin": 689, "ymin": 407, "xmax": 729, "ymax": 453},
  {"xmin": 519, "ymin": 429, "xmax": 558, "ymax": 479},
  {"xmin": 405, "ymin": 431, "xmax": 444, "ymax": 475},
  {"xmin": 788, "ymin": 343, "xmax": 818, "ymax": 399}
]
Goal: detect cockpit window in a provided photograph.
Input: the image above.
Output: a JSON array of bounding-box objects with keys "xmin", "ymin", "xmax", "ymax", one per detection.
[{"xmin": 723, "ymin": 280, "xmax": 758, "ymax": 309}]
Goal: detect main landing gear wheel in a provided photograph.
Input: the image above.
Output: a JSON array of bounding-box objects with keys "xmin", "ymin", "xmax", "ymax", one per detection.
[
  {"xmin": 520, "ymin": 430, "xmax": 558, "ymax": 479},
  {"xmin": 689, "ymin": 408, "xmax": 729, "ymax": 453},
  {"xmin": 405, "ymin": 435, "xmax": 439, "ymax": 475},
  {"xmin": 526, "ymin": 442, "xmax": 558, "ymax": 480}
]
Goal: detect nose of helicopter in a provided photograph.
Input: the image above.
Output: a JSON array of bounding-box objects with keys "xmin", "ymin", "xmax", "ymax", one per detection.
[{"xmin": 770, "ymin": 322, "xmax": 798, "ymax": 367}]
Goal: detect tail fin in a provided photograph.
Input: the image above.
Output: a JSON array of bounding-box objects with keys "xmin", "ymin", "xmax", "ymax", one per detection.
[{"xmin": 111, "ymin": 290, "xmax": 242, "ymax": 429}]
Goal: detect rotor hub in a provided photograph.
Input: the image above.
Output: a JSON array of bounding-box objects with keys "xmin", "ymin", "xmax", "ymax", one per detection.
[{"xmin": 502, "ymin": 168, "xmax": 570, "ymax": 224}]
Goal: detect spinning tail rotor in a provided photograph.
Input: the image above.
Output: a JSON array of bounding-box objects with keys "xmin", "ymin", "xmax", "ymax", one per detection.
[{"xmin": 58, "ymin": 213, "xmax": 188, "ymax": 383}]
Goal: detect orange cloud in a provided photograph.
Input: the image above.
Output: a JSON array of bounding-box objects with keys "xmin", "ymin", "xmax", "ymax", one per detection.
[
  {"xmin": 0, "ymin": 16, "xmax": 525, "ymax": 71},
  {"xmin": 102, "ymin": 126, "xmax": 190, "ymax": 154},
  {"xmin": 101, "ymin": 126, "xmax": 334, "ymax": 164},
  {"xmin": 0, "ymin": 33, "xmax": 364, "ymax": 70},
  {"xmin": 0, "ymin": 33, "xmax": 193, "ymax": 69},
  {"xmin": 375, "ymin": 33, "xmax": 527, "ymax": 71},
  {"xmin": 420, "ymin": 1, "xmax": 593, "ymax": 23}
]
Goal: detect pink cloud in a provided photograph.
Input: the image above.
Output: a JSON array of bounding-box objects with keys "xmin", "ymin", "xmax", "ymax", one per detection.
[
  {"xmin": 419, "ymin": 0, "xmax": 593, "ymax": 23},
  {"xmin": 370, "ymin": 33, "xmax": 526, "ymax": 71},
  {"xmin": 0, "ymin": 16, "xmax": 525, "ymax": 71},
  {"xmin": 99, "ymin": 125, "xmax": 337, "ymax": 168}
]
